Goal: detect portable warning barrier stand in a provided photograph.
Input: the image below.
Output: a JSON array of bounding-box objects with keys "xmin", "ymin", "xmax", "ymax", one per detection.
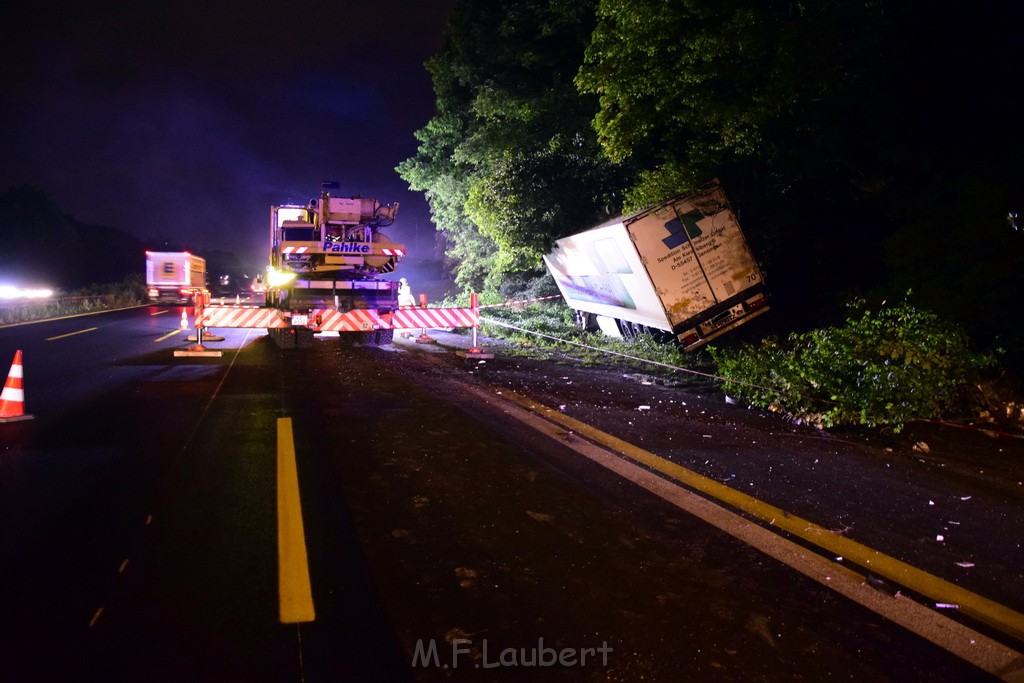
[
  {"xmin": 414, "ymin": 294, "xmax": 437, "ymax": 344},
  {"xmin": 389, "ymin": 297, "xmax": 481, "ymax": 348},
  {"xmin": 0, "ymin": 349, "xmax": 34, "ymax": 423},
  {"xmin": 456, "ymin": 294, "xmax": 494, "ymax": 359},
  {"xmin": 175, "ymin": 292, "xmax": 223, "ymax": 358},
  {"xmin": 188, "ymin": 293, "xmax": 488, "ymax": 356},
  {"xmin": 187, "ymin": 290, "xmax": 225, "ymax": 343}
]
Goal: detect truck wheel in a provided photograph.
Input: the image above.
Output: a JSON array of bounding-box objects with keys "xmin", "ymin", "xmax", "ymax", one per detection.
[
  {"xmin": 269, "ymin": 328, "xmax": 296, "ymax": 349},
  {"xmin": 295, "ymin": 327, "xmax": 315, "ymax": 349},
  {"xmin": 371, "ymin": 329, "xmax": 394, "ymax": 346},
  {"xmin": 575, "ymin": 310, "xmax": 599, "ymax": 333},
  {"xmin": 615, "ymin": 319, "xmax": 638, "ymax": 340}
]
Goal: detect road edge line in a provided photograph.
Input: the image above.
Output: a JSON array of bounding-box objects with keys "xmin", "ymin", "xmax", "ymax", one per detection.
[{"xmin": 463, "ymin": 384, "xmax": 1024, "ymax": 676}]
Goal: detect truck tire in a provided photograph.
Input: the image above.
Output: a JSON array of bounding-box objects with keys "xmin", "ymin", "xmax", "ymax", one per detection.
[
  {"xmin": 615, "ymin": 319, "xmax": 638, "ymax": 340},
  {"xmin": 295, "ymin": 327, "xmax": 315, "ymax": 349},
  {"xmin": 575, "ymin": 310, "xmax": 599, "ymax": 333},
  {"xmin": 269, "ymin": 328, "xmax": 296, "ymax": 349},
  {"xmin": 371, "ymin": 328, "xmax": 394, "ymax": 346}
]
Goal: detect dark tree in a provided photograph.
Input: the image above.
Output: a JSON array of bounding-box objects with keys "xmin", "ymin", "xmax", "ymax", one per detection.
[{"xmin": 398, "ymin": 0, "xmax": 628, "ymax": 294}]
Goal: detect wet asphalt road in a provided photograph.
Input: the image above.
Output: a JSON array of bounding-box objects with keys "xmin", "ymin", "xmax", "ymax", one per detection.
[{"xmin": 0, "ymin": 307, "xmax": 1018, "ymax": 680}]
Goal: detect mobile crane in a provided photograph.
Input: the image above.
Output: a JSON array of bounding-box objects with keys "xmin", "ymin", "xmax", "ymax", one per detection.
[{"xmin": 194, "ymin": 183, "xmax": 479, "ymax": 349}]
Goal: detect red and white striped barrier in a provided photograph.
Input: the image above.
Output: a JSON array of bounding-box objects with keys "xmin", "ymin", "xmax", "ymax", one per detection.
[
  {"xmin": 389, "ymin": 307, "xmax": 479, "ymax": 330},
  {"xmin": 196, "ymin": 304, "xmax": 480, "ymax": 331},
  {"xmin": 314, "ymin": 309, "xmax": 386, "ymax": 332},
  {"xmin": 200, "ymin": 306, "xmax": 290, "ymax": 329},
  {"xmin": 190, "ymin": 295, "xmax": 493, "ymax": 356}
]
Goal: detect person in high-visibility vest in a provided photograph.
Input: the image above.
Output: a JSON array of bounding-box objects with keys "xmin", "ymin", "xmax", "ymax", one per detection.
[{"xmin": 398, "ymin": 277, "xmax": 416, "ymax": 307}]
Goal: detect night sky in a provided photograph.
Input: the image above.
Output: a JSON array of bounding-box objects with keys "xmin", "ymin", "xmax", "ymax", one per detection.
[{"xmin": 0, "ymin": 1, "xmax": 457, "ymax": 269}]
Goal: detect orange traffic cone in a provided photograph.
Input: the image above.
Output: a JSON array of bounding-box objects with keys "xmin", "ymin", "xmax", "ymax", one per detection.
[
  {"xmin": 180, "ymin": 309, "xmax": 188, "ymax": 330},
  {"xmin": 0, "ymin": 350, "xmax": 34, "ymax": 423}
]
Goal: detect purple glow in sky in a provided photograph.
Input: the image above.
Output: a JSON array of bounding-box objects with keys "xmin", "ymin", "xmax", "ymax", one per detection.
[{"xmin": 0, "ymin": 0, "xmax": 457, "ymax": 268}]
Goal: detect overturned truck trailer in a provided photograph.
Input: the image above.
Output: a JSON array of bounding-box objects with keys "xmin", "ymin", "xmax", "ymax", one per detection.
[{"xmin": 543, "ymin": 179, "xmax": 768, "ymax": 351}]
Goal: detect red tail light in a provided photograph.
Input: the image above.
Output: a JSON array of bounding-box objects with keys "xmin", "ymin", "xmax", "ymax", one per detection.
[{"xmin": 744, "ymin": 297, "xmax": 766, "ymax": 312}]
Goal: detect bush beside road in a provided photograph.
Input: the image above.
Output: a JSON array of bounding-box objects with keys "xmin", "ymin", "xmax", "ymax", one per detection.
[
  {"xmin": 0, "ymin": 275, "xmax": 147, "ymax": 327},
  {"xmin": 477, "ymin": 298, "xmax": 1024, "ymax": 440}
]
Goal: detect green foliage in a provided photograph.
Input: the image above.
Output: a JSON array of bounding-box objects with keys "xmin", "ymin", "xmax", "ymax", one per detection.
[
  {"xmin": 464, "ymin": 132, "xmax": 627, "ymax": 271},
  {"xmin": 477, "ymin": 275, "xmax": 690, "ymax": 371},
  {"xmin": 0, "ymin": 275, "xmax": 147, "ymax": 326},
  {"xmin": 481, "ymin": 303, "xmax": 691, "ymax": 372},
  {"xmin": 573, "ymin": 331, "xmax": 686, "ymax": 370},
  {"xmin": 622, "ymin": 160, "xmax": 704, "ymax": 213},
  {"xmin": 709, "ymin": 299, "xmax": 997, "ymax": 431},
  {"xmin": 404, "ymin": 0, "xmax": 1023, "ymax": 378},
  {"xmin": 397, "ymin": 0, "xmax": 629, "ymax": 296},
  {"xmin": 496, "ymin": 271, "xmax": 560, "ymax": 303},
  {"xmin": 881, "ymin": 173, "xmax": 1024, "ymax": 375},
  {"xmin": 397, "ymin": 108, "xmax": 493, "ymax": 293},
  {"xmin": 481, "ymin": 302, "xmax": 575, "ymax": 339},
  {"xmin": 576, "ymin": 1, "xmax": 887, "ymax": 190}
]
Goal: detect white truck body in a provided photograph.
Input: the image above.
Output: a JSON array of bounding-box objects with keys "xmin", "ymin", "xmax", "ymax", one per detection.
[
  {"xmin": 146, "ymin": 251, "xmax": 207, "ymax": 304},
  {"xmin": 543, "ymin": 179, "xmax": 768, "ymax": 350}
]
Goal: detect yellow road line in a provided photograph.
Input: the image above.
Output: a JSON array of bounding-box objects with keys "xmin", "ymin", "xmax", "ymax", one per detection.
[
  {"xmin": 492, "ymin": 387, "xmax": 1024, "ymax": 644},
  {"xmin": 277, "ymin": 417, "xmax": 315, "ymax": 623},
  {"xmin": 155, "ymin": 330, "xmax": 181, "ymax": 342},
  {"xmin": 463, "ymin": 385, "xmax": 1022, "ymax": 676},
  {"xmin": 45, "ymin": 327, "xmax": 97, "ymax": 341}
]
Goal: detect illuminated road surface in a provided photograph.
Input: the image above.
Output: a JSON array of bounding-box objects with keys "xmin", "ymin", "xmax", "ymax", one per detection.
[{"xmin": 0, "ymin": 308, "xmax": 1019, "ymax": 680}]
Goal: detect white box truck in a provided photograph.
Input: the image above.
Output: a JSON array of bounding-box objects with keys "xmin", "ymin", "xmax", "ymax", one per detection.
[
  {"xmin": 145, "ymin": 251, "xmax": 207, "ymax": 304},
  {"xmin": 543, "ymin": 179, "xmax": 768, "ymax": 350}
]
